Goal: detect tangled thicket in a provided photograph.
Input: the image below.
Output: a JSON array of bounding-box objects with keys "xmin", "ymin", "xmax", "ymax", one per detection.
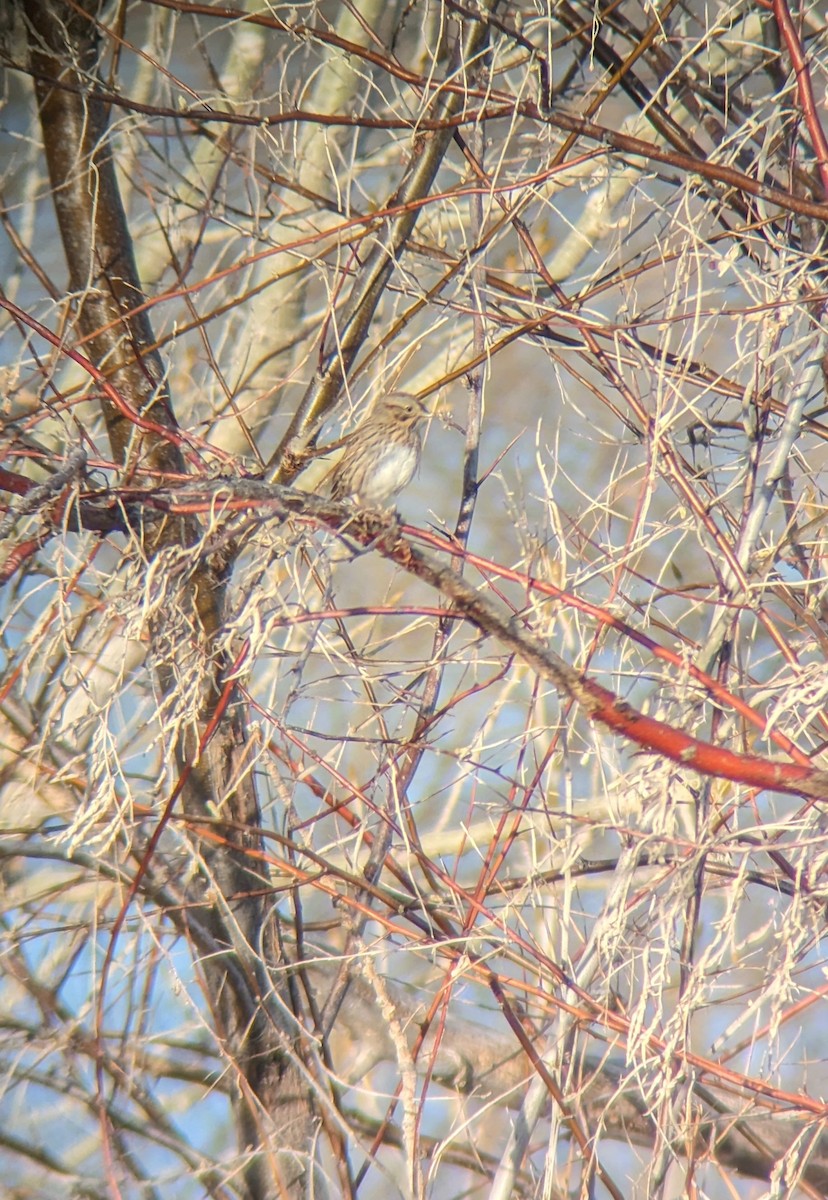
[{"xmin": 2, "ymin": 2, "xmax": 828, "ymax": 1198}]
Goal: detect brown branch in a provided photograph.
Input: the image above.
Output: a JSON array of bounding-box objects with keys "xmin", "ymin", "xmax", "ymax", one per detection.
[
  {"xmin": 26, "ymin": 1, "xmax": 186, "ymax": 477},
  {"xmin": 19, "ymin": 4, "xmax": 316, "ymax": 1196},
  {"xmin": 11, "ymin": 45, "xmax": 828, "ymax": 225},
  {"xmin": 265, "ymin": 2, "xmax": 503, "ymax": 482}
]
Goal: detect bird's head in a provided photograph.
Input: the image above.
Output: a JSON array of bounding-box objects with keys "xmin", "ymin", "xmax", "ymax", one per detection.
[{"xmin": 382, "ymin": 392, "xmax": 430, "ymax": 426}]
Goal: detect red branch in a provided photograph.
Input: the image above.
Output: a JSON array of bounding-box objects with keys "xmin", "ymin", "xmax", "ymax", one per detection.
[
  {"xmin": 773, "ymin": 0, "xmax": 828, "ymax": 198},
  {"xmin": 0, "ymin": 297, "xmax": 214, "ymax": 465},
  {"xmin": 123, "ymin": 485, "xmax": 828, "ymax": 802}
]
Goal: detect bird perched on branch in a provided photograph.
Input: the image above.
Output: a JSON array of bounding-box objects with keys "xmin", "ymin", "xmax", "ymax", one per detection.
[{"xmin": 329, "ymin": 392, "xmax": 429, "ymax": 508}]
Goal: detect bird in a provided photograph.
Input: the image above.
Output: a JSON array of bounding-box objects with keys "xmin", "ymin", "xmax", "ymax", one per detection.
[{"xmin": 329, "ymin": 392, "xmax": 429, "ymax": 508}]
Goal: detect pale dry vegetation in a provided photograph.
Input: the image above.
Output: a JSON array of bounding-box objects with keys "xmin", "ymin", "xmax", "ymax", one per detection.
[{"xmin": 2, "ymin": 2, "xmax": 828, "ymax": 1198}]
